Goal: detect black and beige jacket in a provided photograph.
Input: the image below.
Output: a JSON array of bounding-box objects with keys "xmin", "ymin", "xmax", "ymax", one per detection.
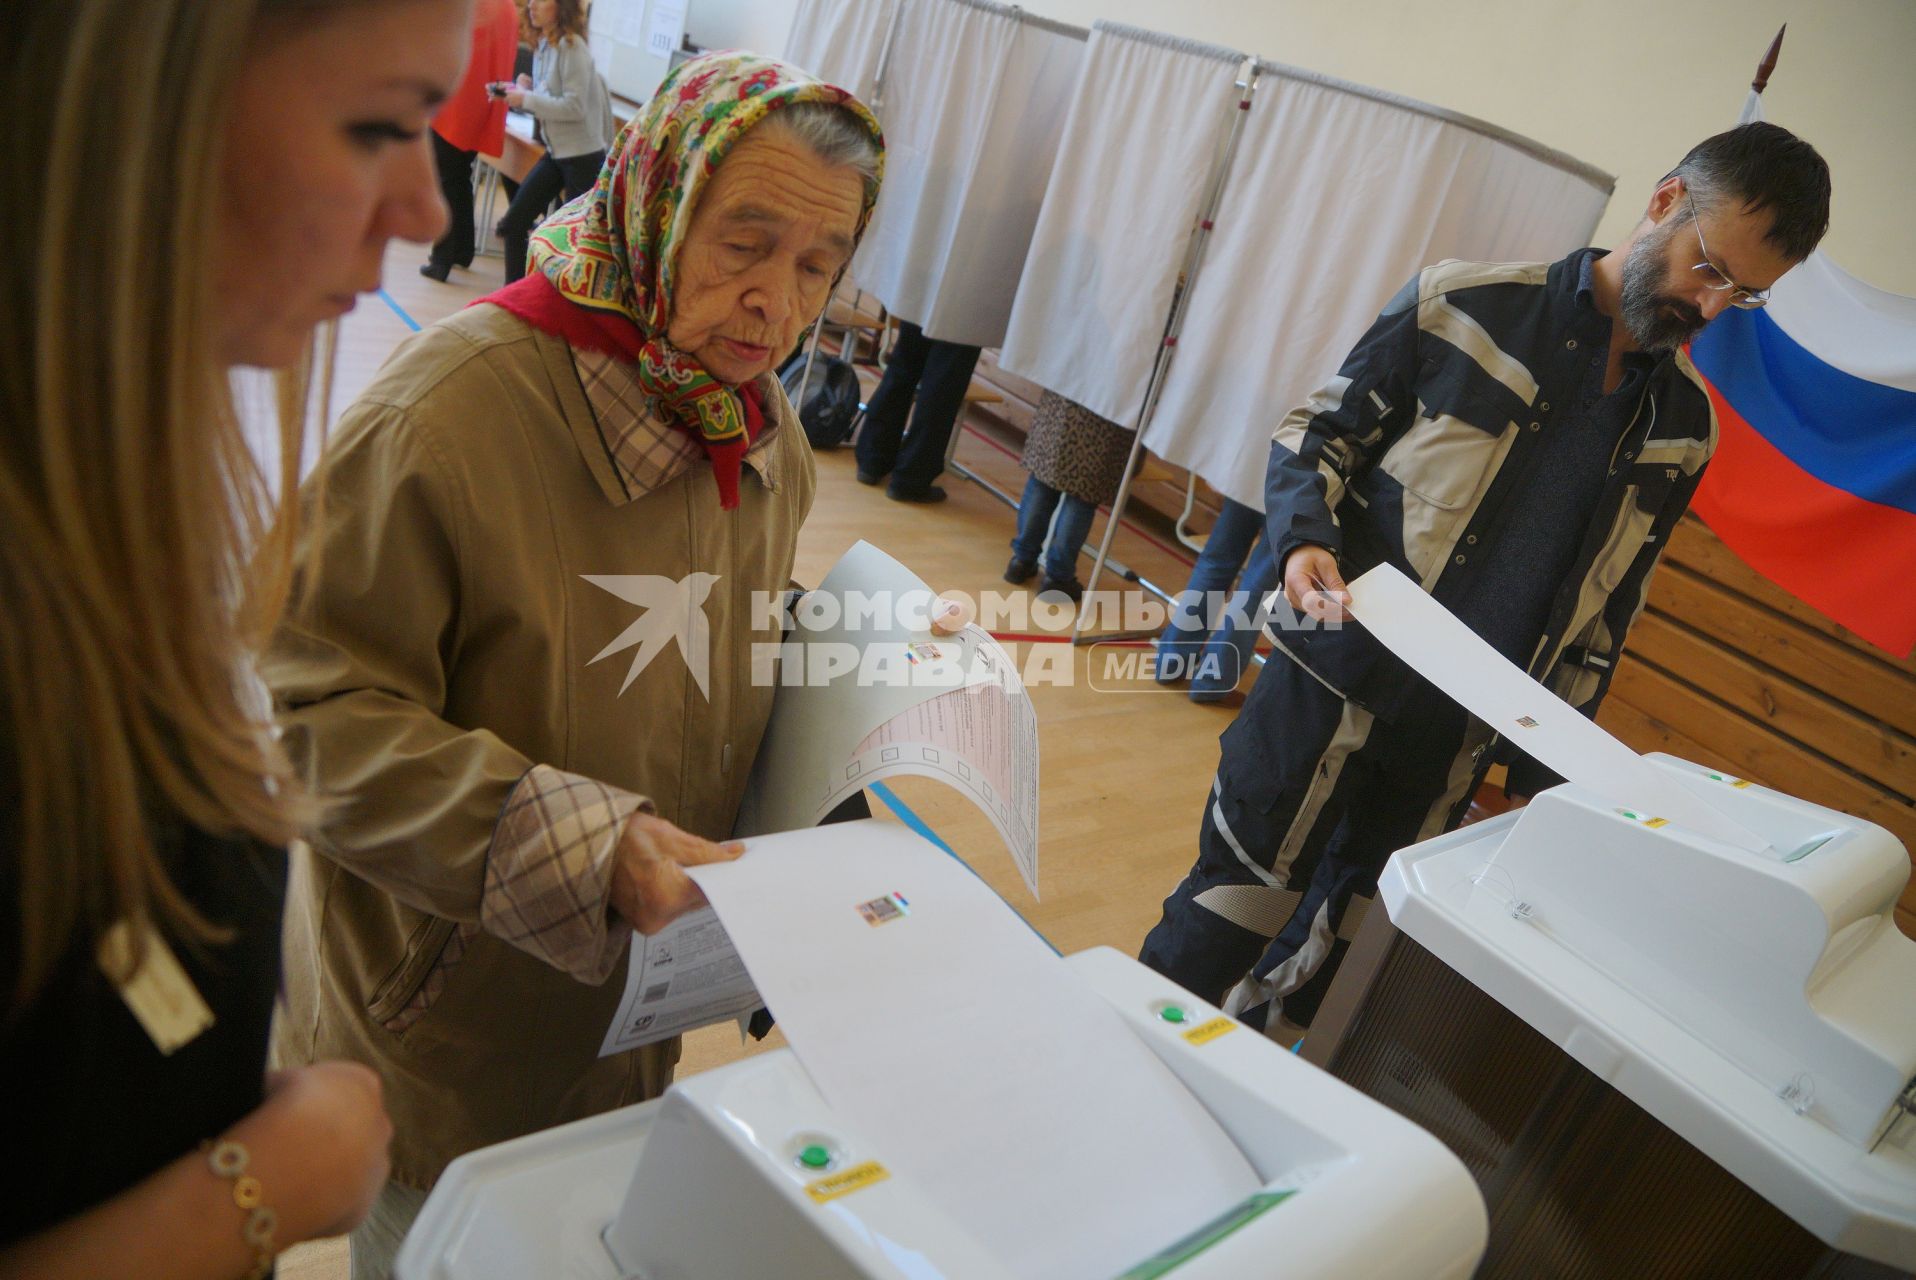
[{"xmin": 1260, "ymin": 251, "xmax": 1717, "ymax": 759}]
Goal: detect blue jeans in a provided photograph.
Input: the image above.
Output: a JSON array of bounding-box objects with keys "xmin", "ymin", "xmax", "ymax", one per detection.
[
  {"xmin": 1155, "ymin": 497, "xmax": 1278, "ymax": 696},
  {"xmin": 1010, "ymin": 475, "xmax": 1097, "ymax": 582}
]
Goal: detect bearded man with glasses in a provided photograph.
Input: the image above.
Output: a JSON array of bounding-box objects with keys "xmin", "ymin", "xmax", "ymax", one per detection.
[{"xmin": 1141, "ymin": 122, "xmax": 1832, "ymax": 1044}]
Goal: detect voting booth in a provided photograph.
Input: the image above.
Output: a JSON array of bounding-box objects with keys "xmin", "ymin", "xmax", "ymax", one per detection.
[{"xmin": 1303, "ymin": 757, "xmax": 1916, "ymax": 1277}]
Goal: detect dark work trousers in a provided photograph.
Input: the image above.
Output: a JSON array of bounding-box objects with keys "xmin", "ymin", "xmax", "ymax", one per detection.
[
  {"xmin": 498, "ymin": 149, "xmax": 605, "ymax": 283},
  {"xmin": 853, "ymin": 321, "xmax": 982, "ymax": 495},
  {"xmin": 1138, "ymin": 650, "xmax": 1493, "ymax": 1040},
  {"xmin": 428, "ymin": 130, "xmax": 478, "ymax": 269}
]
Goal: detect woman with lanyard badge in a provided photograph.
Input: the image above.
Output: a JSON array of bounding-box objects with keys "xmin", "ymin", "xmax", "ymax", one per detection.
[{"xmin": 1, "ymin": 0, "xmax": 470, "ymax": 1275}]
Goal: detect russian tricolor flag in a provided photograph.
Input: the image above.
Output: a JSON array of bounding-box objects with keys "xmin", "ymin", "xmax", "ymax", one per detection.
[{"xmin": 1686, "ymin": 247, "xmax": 1916, "ymax": 657}]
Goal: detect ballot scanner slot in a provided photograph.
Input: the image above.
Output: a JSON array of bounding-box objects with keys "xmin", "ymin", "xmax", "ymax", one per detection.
[
  {"xmin": 1663, "ymin": 757, "xmax": 1850, "ymax": 863},
  {"xmin": 1126, "ymin": 1006, "xmax": 1348, "ymax": 1186}
]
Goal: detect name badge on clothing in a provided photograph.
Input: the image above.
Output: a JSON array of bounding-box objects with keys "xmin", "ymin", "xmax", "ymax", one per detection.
[{"xmin": 98, "ymin": 920, "xmax": 216, "ymax": 1055}]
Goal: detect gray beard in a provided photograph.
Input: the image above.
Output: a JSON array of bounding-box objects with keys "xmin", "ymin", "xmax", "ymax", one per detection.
[{"xmin": 1619, "ymin": 222, "xmax": 1708, "ymax": 354}]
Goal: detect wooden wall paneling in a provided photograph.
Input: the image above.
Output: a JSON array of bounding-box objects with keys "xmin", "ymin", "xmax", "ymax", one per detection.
[
  {"xmin": 1663, "ymin": 518, "xmax": 1916, "ymax": 675},
  {"xmin": 1646, "ymin": 562, "xmax": 1916, "ymax": 741},
  {"xmin": 1626, "ymin": 614, "xmax": 1916, "ymax": 797}
]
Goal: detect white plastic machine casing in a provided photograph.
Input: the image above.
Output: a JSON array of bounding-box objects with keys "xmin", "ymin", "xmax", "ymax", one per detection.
[
  {"xmin": 1379, "ymin": 752, "xmax": 1916, "ymax": 1268},
  {"xmin": 395, "ymin": 949, "xmax": 1486, "ymax": 1280}
]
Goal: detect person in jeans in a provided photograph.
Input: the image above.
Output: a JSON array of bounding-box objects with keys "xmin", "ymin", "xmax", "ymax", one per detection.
[
  {"xmin": 1155, "ymin": 496, "xmax": 1279, "ymax": 702},
  {"xmin": 853, "ymin": 320, "xmax": 981, "ymax": 503},
  {"xmin": 495, "ymin": 0, "xmax": 612, "ymax": 283},
  {"xmin": 420, "ymin": 0, "xmax": 519, "ymax": 282},
  {"xmin": 1005, "ymin": 390, "xmax": 1133, "ymax": 602}
]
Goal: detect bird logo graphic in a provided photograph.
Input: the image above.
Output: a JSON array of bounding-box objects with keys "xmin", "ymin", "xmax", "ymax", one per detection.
[{"xmin": 582, "ymin": 573, "xmax": 721, "ymax": 698}]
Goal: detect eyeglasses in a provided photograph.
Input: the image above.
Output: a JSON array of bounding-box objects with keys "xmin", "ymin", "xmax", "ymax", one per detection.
[{"xmin": 1686, "ymin": 193, "xmax": 1770, "ymax": 309}]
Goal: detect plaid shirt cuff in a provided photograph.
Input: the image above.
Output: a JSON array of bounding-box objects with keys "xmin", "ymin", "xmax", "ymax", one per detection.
[{"xmin": 483, "ymin": 764, "xmax": 650, "ymax": 984}]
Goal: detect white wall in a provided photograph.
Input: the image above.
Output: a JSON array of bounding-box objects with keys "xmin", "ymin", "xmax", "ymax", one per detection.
[{"xmin": 688, "ymin": 0, "xmax": 1916, "ymax": 294}]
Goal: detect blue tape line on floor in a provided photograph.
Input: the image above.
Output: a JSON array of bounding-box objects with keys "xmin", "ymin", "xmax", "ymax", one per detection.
[
  {"xmin": 378, "ymin": 288, "xmax": 422, "ymax": 333},
  {"xmin": 866, "ymin": 781, "xmax": 1058, "ymax": 955}
]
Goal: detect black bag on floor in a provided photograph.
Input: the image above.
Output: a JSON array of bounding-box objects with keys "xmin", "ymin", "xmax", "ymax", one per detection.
[{"xmin": 778, "ymin": 352, "xmax": 861, "ymax": 449}]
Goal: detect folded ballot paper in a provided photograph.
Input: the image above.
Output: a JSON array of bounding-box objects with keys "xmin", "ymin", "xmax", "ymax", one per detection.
[
  {"xmin": 601, "ymin": 542, "xmax": 1041, "ymax": 1055},
  {"xmin": 1344, "ymin": 563, "xmax": 1769, "ymax": 852},
  {"xmin": 736, "ymin": 540, "xmax": 1040, "ymax": 884},
  {"xmin": 687, "ymin": 820, "xmax": 1262, "ymax": 1280}
]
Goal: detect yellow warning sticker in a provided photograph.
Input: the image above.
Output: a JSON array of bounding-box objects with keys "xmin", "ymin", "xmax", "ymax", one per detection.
[
  {"xmin": 1183, "ymin": 1017, "xmax": 1237, "ymax": 1046},
  {"xmin": 806, "ymin": 1161, "xmax": 890, "ymax": 1204}
]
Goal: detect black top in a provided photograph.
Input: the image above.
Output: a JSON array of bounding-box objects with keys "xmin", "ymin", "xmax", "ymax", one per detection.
[
  {"xmin": 0, "ymin": 794, "xmax": 286, "ymax": 1248},
  {"xmin": 1458, "ymin": 250, "xmax": 1657, "ymax": 665}
]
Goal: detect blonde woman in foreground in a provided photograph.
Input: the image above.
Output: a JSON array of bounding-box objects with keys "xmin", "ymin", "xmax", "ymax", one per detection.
[{"xmin": 0, "ymin": 0, "xmax": 473, "ymax": 1275}]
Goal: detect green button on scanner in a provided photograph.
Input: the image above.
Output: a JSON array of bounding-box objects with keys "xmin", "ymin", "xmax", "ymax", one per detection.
[
  {"xmin": 1159, "ymin": 1006, "xmax": 1187, "ymax": 1024},
  {"xmin": 798, "ymin": 1145, "xmax": 832, "ymax": 1170}
]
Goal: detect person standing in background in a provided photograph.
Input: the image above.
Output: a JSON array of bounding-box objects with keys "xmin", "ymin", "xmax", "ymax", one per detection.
[
  {"xmin": 2, "ymin": 0, "xmax": 472, "ymax": 1273},
  {"xmin": 494, "ymin": 0, "xmax": 612, "ymax": 283},
  {"xmin": 421, "ymin": 0, "xmax": 520, "ymax": 283},
  {"xmin": 1155, "ymin": 496, "xmax": 1279, "ymax": 703},
  {"xmin": 1005, "ymin": 389, "xmax": 1133, "ymax": 602},
  {"xmin": 854, "ymin": 320, "xmax": 982, "ymax": 503}
]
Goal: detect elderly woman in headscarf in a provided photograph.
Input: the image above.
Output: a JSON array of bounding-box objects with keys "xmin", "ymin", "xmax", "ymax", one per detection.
[{"xmin": 259, "ymin": 53, "xmax": 884, "ymax": 1274}]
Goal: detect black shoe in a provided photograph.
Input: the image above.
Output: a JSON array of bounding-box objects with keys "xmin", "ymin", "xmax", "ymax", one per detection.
[
  {"xmin": 1037, "ymin": 574, "xmax": 1084, "ymax": 603},
  {"xmin": 419, "ymin": 260, "xmax": 453, "ymax": 283},
  {"xmin": 887, "ymin": 484, "xmax": 947, "ymax": 504},
  {"xmin": 1004, "ymin": 556, "xmax": 1038, "ymax": 585},
  {"xmin": 855, "ymin": 470, "xmax": 885, "ymax": 486}
]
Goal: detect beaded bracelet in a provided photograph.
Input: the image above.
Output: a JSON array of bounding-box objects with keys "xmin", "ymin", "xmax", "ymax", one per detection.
[{"xmin": 203, "ymin": 1139, "xmax": 279, "ymax": 1280}]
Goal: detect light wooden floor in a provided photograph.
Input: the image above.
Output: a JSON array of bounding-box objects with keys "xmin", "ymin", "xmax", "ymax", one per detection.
[{"xmin": 278, "ymin": 231, "xmax": 1242, "ymax": 1278}]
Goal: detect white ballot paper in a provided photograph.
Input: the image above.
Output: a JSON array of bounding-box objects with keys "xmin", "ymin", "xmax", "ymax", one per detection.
[
  {"xmin": 1345, "ymin": 563, "xmax": 1769, "ymax": 852},
  {"xmin": 596, "ymin": 906, "xmax": 761, "ymax": 1056},
  {"xmin": 688, "ymin": 821, "xmax": 1261, "ymax": 1280},
  {"xmin": 602, "ymin": 542, "xmax": 1040, "ymax": 1054},
  {"xmin": 736, "ymin": 541, "xmax": 1040, "ymax": 894}
]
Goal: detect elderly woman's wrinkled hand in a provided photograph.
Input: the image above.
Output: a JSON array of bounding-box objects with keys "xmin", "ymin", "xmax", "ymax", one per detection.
[{"xmin": 609, "ymin": 812, "xmax": 744, "ymax": 935}]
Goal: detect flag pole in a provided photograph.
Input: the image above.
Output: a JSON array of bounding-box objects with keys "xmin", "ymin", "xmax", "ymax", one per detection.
[{"xmin": 1752, "ymin": 24, "xmax": 1785, "ymax": 94}]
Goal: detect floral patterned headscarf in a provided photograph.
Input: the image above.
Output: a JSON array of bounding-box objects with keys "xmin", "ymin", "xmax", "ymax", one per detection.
[{"xmin": 525, "ymin": 52, "xmax": 884, "ymax": 503}]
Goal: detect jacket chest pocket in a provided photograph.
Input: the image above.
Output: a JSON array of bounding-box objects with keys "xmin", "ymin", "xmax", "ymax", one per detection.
[{"xmin": 1379, "ymin": 397, "xmax": 1513, "ymax": 581}]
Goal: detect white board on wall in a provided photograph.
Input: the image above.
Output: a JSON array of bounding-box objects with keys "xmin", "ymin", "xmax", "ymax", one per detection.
[{"xmin": 589, "ymin": 0, "xmax": 687, "ymax": 104}]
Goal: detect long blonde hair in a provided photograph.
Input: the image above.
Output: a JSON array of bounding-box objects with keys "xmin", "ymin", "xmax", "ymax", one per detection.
[{"xmin": 2, "ymin": 0, "xmax": 327, "ymax": 1009}]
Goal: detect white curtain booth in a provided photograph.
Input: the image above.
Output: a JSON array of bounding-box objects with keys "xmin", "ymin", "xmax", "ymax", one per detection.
[
  {"xmin": 997, "ymin": 23, "xmax": 1251, "ymax": 430},
  {"xmin": 1142, "ymin": 61, "xmax": 1615, "ymax": 509},
  {"xmin": 847, "ymin": 0, "xmax": 1089, "ymax": 348},
  {"xmin": 782, "ymin": 0, "xmax": 898, "ymax": 105}
]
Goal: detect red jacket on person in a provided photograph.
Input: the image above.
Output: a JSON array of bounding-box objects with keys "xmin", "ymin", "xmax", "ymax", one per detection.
[{"xmin": 433, "ymin": 0, "xmax": 519, "ymax": 156}]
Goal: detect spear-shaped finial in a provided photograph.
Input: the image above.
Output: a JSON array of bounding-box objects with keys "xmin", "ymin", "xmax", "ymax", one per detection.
[{"xmin": 1752, "ymin": 24, "xmax": 1785, "ymax": 94}]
